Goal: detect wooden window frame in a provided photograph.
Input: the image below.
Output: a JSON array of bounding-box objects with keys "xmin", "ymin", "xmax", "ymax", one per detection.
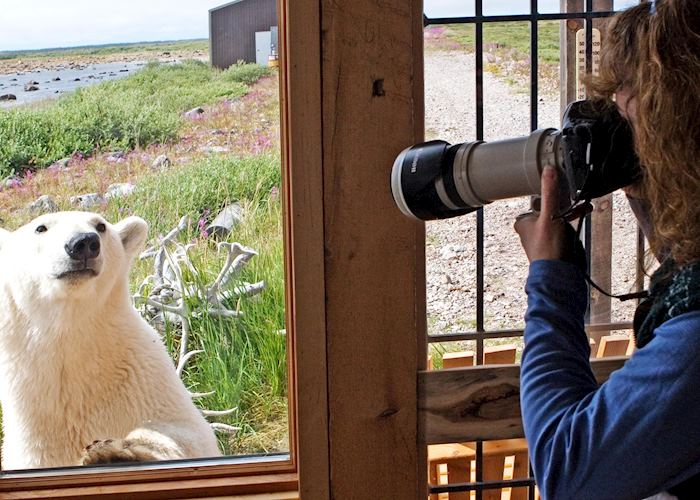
[{"xmin": 0, "ymin": 0, "xmax": 427, "ymax": 497}]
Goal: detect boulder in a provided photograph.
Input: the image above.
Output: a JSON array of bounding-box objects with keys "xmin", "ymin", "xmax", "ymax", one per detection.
[
  {"xmin": 199, "ymin": 145, "xmax": 229, "ymax": 154},
  {"xmin": 0, "ymin": 94, "xmax": 17, "ymax": 101},
  {"xmin": 23, "ymin": 84, "xmax": 39, "ymax": 92},
  {"xmin": 104, "ymin": 183, "xmax": 135, "ymax": 199},
  {"xmin": 151, "ymin": 154, "xmax": 171, "ymax": 170},
  {"xmin": 184, "ymin": 107, "xmax": 205, "ymax": 119},
  {"xmin": 69, "ymin": 193, "xmax": 106, "ymax": 209},
  {"xmin": 28, "ymin": 195, "xmax": 59, "ymax": 214},
  {"xmin": 106, "ymin": 151, "xmax": 126, "ymax": 162}
]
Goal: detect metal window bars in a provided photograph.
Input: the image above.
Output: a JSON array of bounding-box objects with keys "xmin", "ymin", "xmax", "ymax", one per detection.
[{"xmin": 424, "ymin": 1, "xmax": 647, "ymax": 498}]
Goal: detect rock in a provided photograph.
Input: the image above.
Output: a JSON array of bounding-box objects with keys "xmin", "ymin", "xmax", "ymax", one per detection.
[
  {"xmin": 70, "ymin": 193, "xmax": 106, "ymax": 209},
  {"xmin": 23, "ymin": 84, "xmax": 39, "ymax": 92},
  {"xmin": 440, "ymin": 246, "xmax": 458, "ymax": 260},
  {"xmin": 2, "ymin": 178, "xmax": 20, "ymax": 191},
  {"xmin": 53, "ymin": 158, "xmax": 71, "ymax": 169},
  {"xmin": 104, "ymin": 183, "xmax": 135, "ymax": 199},
  {"xmin": 0, "ymin": 94, "xmax": 17, "ymax": 101},
  {"xmin": 151, "ymin": 154, "xmax": 171, "ymax": 170},
  {"xmin": 199, "ymin": 145, "xmax": 229, "ymax": 154},
  {"xmin": 184, "ymin": 107, "xmax": 205, "ymax": 118},
  {"xmin": 106, "ymin": 151, "xmax": 126, "ymax": 162},
  {"xmin": 52, "ymin": 77, "xmax": 61, "ymax": 81},
  {"xmin": 28, "ymin": 195, "xmax": 59, "ymax": 214},
  {"xmin": 73, "ymin": 78, "xmax": 81, "ymax": 82},
  {"xmin": 206, "ymin": 203, "xmax": 245, "ymax": 239}
]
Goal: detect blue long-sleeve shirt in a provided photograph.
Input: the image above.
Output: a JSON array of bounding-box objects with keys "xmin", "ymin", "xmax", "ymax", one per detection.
[{"xmin": 521, "ymin": 259, "xmax": 700, "ymax": 500}]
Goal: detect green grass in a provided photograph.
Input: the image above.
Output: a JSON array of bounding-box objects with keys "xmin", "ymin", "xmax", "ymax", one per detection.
[
  {"xmin": 0, "ymin": 60, "xmax": 271, "ymax": 176},
  {"xmin": 438, "ymin": 20, "xmax": 560, "ymax": 64}
]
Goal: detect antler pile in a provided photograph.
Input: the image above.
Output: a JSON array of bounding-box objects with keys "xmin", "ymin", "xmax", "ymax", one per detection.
[{"xmin": 134, "ymin": 215, "xmax": 266, "ymax": 436}]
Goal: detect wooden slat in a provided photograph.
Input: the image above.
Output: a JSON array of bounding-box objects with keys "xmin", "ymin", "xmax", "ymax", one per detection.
[
  {"xmin": 419, "ymin": 357, "xmax": 627, "ymax": 445},
  {"xmin": 596, "ymin": 335, "xmax": 632, "ymax": 358},
  {"xmin": 320, "ymin": 0, "xmax": 425, "ymax": 496}
]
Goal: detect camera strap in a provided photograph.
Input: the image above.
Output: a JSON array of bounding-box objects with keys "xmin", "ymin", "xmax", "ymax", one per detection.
[{"xmin": 572, "ymin": 212, "xmax": 650, "ymax": 302}]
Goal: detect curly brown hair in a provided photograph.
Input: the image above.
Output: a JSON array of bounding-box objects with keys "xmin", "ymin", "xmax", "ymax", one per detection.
[{"xmin": 586, "ymin": 0, "xmax": 700, "ymax": 265}]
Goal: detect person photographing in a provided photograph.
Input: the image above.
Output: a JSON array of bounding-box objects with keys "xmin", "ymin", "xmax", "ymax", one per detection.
[{"xmin": 515, "ymin": 1, "xmax": 700, "ymax": 498}]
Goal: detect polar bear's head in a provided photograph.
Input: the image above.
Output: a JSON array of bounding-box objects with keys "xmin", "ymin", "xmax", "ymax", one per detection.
[{"xmin": 0, "ymin": 212, "xmax": 148, "ymax": 306}]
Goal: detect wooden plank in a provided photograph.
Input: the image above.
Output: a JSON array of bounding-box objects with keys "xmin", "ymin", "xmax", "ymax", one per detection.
[
  {"xmin": 278, "ymin": 0, "xmax": 329, "ymax": 497},
  {"xmin": 483, "ymin": 344, "xmax": 517, "ymax": 365},
  {"xmin": 587, "ymin": 0, "xmax": 614, "ymax": 337},
  {"xmin": 560, "ymin": 0, "xmax": 615, "ymax": 339},
  {"xmin": 419, "ymin": 357, "xmax": 627, "ymax": 444},
  {"xmin": 596, "ymin": 335, "xmax": 632, "ymax": 358},
  {"xmin": 443, "ymin": 351, "xmax": 475, "ymax": 369},
  {"xmin": 320, "ymin": 0, "xmax": 425, "ymax": 496}
]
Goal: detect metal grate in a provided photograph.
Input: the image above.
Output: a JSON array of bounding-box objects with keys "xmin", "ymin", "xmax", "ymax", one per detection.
[{"xmin": 424, "ymin": 1, "xmax": 645, "ymax": 498}]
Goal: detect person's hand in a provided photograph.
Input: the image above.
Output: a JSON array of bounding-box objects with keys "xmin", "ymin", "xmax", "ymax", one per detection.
[{"xmin": 514, "ymin": 166, "xmax": 575, "ymax": 264}]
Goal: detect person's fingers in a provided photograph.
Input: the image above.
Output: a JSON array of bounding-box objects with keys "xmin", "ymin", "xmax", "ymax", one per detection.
[{"xmin": 539, "ymin": 165, "xmax": 559, "ymax": 220}]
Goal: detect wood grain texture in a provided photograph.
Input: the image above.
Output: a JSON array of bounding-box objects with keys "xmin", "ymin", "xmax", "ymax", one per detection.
[
  {"xmin": 420, "ymin": 357, "xmax": 627, "ymax": 444},
  {"xmin": 320, "ymin": 0, "xmax": 426, "ymax": 496}
]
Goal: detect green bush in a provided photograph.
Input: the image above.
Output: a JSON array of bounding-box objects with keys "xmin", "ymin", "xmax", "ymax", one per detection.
[
  {"xmin": 222, "ymin": 61, "xmax": 272, "ymax": 86},
  {"xmin": 0, "ymin": 60, "xmax": 269, "ymax": 176}
]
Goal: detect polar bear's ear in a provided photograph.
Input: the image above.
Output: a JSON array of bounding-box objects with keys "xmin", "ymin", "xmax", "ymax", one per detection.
[{"xmin": 114, "ymin": 216, "xmax": 148, "ymax": 257}]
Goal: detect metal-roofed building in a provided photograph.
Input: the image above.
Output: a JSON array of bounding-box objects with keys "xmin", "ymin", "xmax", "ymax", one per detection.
[{"xmin": 209, "ymin": 0, "xmax": 278, "ymax": 69}]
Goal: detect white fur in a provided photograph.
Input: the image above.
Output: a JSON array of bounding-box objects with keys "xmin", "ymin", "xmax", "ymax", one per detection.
[{"xmin": 0, "ymin": 212, "xmax": 220, "ymax": 469}]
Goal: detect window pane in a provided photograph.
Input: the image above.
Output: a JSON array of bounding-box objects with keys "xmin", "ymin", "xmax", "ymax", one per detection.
[{"xmin": 0, "ymin": 0, "xmax": 288, "ymax": 472}]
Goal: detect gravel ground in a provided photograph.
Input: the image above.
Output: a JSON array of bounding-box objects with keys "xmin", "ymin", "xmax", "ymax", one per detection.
[{"xmin": 423, "ymin": 50, "xmax": 643, "ymax": 340}]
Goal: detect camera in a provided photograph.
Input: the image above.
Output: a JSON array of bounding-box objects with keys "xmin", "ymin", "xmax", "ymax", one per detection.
[{"xmin": 390, "ymin": 100, "xmax": 642, "ymax": 221}]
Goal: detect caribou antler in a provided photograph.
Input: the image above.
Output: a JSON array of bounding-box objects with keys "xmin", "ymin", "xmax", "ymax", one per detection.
[{"xmin": 133, "ymin": 217, "xmax": 266, "ymax": 436}]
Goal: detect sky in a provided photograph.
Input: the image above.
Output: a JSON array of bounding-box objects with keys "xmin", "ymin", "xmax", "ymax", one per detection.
[{"xmin": 1, "ymin": 0, "xmax": 641, "ymax": 52}]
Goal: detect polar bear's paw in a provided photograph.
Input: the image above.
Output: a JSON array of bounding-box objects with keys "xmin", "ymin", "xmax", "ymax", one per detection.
[{"xmin": 81, "ymin": 439, "xmax": 160, "ymax": 465}]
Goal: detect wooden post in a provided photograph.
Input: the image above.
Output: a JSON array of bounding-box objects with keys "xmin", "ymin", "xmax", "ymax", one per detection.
[
  {"xmin": 561, "ymin": 0, "xmax": 614, "ymax": 342},
  {"xmin": 319, "ymin": 0, "xmax": 427, "ymax": 497},
  {"xmin": 283, "ymin": 0, "xmax": 426, "ymax": 495}
]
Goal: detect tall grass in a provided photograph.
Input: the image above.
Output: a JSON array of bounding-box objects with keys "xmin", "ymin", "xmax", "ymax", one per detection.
[
  {"xmin": 0, "ymin": 61, "xmax": 271, "ymax": 176},
  {"xmin": 108, "ymin": 153, "xmax": 286, "ymax": 454}
]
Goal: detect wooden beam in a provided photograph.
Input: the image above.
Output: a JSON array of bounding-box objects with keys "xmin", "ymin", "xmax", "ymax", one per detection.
[
  {"xmin": 560, "ymin": 0, "xmax": 615, "ymax": 338},
  {"xmin": 320, "ymin": 0, "xmax": 426, "ymax": 496},
  {"xmin": 419, "ymin": 357, "xmax": 627, "ymax": 445}
]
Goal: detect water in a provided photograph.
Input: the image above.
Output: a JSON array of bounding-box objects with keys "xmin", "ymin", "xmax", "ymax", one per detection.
[{"xmin": 0, "ymin": 61, "xmax": 147, "ymax": 108}]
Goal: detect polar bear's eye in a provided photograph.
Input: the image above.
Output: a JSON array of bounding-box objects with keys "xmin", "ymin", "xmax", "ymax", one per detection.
[
  {"xmin": 95, "ymin": 223, "xmax": 106, "ymax": 233},
  {"xmin": 35, "ymin": 225, "xmax": 47, "ymax": 234}
]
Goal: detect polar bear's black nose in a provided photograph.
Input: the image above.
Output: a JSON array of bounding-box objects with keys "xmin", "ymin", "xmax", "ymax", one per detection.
[{"xmin": 65, "ymin": 232, "xmax": 101, "ymax": 260}]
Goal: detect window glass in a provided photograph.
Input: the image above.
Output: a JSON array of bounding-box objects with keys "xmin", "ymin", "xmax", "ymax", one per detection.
[{"xmin": 0, "ymin": 0, "xmax": 288, "ymax": 473}]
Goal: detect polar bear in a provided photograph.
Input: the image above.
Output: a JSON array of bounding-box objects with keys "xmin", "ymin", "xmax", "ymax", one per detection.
[{"xmin": 0, "ymin": 211, "xmax": 221, "ymax": 470}]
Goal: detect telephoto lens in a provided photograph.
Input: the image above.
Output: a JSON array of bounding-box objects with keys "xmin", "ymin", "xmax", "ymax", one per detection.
[
  {"xmin": 390, "ymin": 100, "xmax": 641, "ymax": 221},
  {"xmin": 390, "ymin": 129, "xmax": 562, "ymax": 221}
]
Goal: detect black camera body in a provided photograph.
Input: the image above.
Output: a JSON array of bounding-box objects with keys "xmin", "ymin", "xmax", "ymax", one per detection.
[{"xmin": 391, "ymin": 100, "xmax": 641, "ymax": 221}]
